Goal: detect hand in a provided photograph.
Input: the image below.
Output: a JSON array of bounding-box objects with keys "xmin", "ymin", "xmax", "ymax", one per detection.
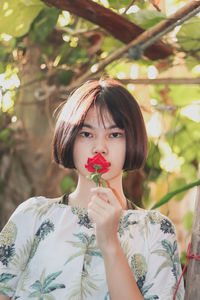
[{"xmin": 88, "ymin": 187, "xmax": 122, "ymax": 254}]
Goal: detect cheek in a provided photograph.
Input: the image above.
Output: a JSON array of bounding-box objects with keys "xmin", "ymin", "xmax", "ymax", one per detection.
[
  {"xmin": 72, "ymin": 140, "xmax": 81, "ymax": 168},
  {"xmin": 73, "ymin": 140, "xmax": 88, "ymax": 169}
]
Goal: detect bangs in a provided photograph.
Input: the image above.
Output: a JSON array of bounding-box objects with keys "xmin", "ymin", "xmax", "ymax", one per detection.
[{"xmin": 90, "ymin": 91, "xmax": 125, "ymax": 130}]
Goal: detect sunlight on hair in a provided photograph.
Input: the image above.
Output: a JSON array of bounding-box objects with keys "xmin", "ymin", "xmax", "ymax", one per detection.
[
  {"xmin": 180, "ymin": 103, "xmax": 200, "ymax": 122},
  {"xmin": 160, "ymin": 141, "xmax": 184, "ymax": 173}
]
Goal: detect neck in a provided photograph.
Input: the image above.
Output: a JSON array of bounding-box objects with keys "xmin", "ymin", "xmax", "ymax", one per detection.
[{"xmin": 69, "ymin": 172, "xmax": 127, "ymax": 209}]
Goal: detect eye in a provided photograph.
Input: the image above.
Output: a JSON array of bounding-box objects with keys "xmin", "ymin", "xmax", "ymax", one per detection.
[
  {"xmin": 109, "ymin": 132, "xmax": 123, "ymax": 138},
  {"xmin": 80, "ymin": 131, "xmax": 93, "ymax": 138}
]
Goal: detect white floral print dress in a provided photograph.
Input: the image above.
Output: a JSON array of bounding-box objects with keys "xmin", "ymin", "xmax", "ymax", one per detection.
[{"xmin": 0, "ymin": 196, "xmax": 184, "ymax": 299}]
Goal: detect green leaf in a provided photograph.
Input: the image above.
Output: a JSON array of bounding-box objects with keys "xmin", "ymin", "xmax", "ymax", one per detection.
[
  {"xmin": 0, "ymin": 287, "xmax": 14, "ymax": 296},
  {"xmin": 30, "ymin": 7, "xmax": 60, "ymax": 43},
  {"xmin": 100, "ymin": 178, "xmax": 108, "ymax": 188},
  {"xmin": 168, "ymin": 177, "xmax": 187, "ymax": 201},
  {"xmin": 43, "ymin": 271, "xmax": 62, "ymax": 289},
  {"xmin": 65, "ymin": 250, "xmax": 86, "ymax": 265},
  {"xmin": 101, "ymin": 37, "xmax": 123, "ymax": 54},
  {"xmin": 129, "ymin": 9, "xmax": 166, "ymax": 29},
  {"xmin": 57, "ymin": 69, "xmax": 74, "ymax": 85},
  {"xmin": 177, "ymin": 17, "xmax": 200, "ymax": 51},
  {"xmin": 60, "ymin": 175, "xmax": 76, "ymax": 194},
  {"xmin": 29, "ymin": 291, "xmax": 41, "ymax": 297},
  {"xmin": 0, "ymin": 128, "xmax": 13, "ymax": 142},
  {"xmin": 44, "ymin": 294, "xmax": 56, "ymax": 300},
  {"xmin": 0, "ymin": 0, "xmax": 45, "ymax": 37},
  {"xmin": 144, "ymin": 140, "xmax": 162, "ymax": 181},
  {"xmin": 30, "ymin": 280, "xmax": 43, "ymax": 291},
  {"xmin": 168, "ymin": 85, "xmax": 200, "ymax": 106},
  {"xmin": 180, "ymin": 251, "xmax": 187, "ymax": 266},
  {"xmin": 183, "ymin": 211, "xmax": 194, "ymax": 231},
  {"xmin": 94, "ymin": 165, "xmax": 101, "ymax": 171},
  {"xmin": 185, "ymin": 56, "xmax": 200, "ymax": 71},
  {"xmin": 180, "ymin": 163, "xmax": 197, "ymax": 181},
  {"xmin": 0, "ymin": 61, "xmax": 6, "ymax": 73},
  {"xmin": 0, "ymin": 273, "xmax": 16, "ymax": 284},
  {"xmin": 44, "ymin": 283, "xmax": 65, "ymax": 293},
  {"xmin": 93, "ymin": 175, "xmax": 99, "ymax": 187},
  {"xmin": 67, "ymin": 47, "xmax": 87, "ymax": 65},
  {"xmin": 151, "ymin": 179, "xmax": 200, "ymax": 209}
]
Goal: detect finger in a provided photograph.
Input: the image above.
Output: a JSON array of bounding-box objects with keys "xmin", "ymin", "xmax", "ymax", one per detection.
[
  {"xmin": 90, "ymin": 194, "xmax": 110, "ymax": 210},
  {"xmin": 91, "ymin": 187, "xmax": 122, "ymax": 208},
  {"xmin": 88, "ymin": 205, "xmax": 107, "ymax": 224}
]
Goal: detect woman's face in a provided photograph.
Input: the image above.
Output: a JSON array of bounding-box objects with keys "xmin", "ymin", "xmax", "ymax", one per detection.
[{"xmin": 73, "ymin": 106, "xmax": 126, "ymax": 183}]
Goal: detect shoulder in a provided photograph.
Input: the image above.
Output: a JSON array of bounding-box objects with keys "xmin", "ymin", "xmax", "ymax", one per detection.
[
  {"xmin": 5, "ymin": 196, "xmax": 60, "ymax": 230},
  {"xmin": 12, "ymin": 196, "xmax": 50, "ymax": 216},
  {"xmin": 123, "ymin": 209, "xmax": 176, "ymax": 237},
  {"xmin": 145, "ymin": 210, "xmax": 176, "ymax": 235}
]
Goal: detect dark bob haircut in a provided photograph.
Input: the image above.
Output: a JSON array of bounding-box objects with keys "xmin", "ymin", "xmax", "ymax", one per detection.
[{"xmin": 52, "ymin": 78, "xmax": 148, "ymax": 171}]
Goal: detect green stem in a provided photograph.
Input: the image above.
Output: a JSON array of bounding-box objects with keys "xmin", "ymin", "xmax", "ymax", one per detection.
[{"xmin": 151, "ymin": 179, "xmax": 200, "ymax": 210}]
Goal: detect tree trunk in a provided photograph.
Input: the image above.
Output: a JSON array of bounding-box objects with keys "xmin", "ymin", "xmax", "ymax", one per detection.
[
  {"xmin": 184, "ymin": 184, "xmax": 200, "ymax": 299},
  {"xmin": 0, "ymin": 38, "xmax": 68, "ymax": 230}
]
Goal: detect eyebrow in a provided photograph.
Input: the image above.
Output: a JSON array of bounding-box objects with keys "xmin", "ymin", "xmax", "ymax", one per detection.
[{"xmin": 82, "ymin": 123, "xmax": 121, "ymax": 130}]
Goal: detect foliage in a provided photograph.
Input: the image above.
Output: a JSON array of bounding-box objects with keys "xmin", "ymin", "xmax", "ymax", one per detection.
[
  {"xmin": 61, "ymin": 176, "xmax": 76, "ymax": 194},
  {"xmin": 0, "ymin": 0, "xmax": 45, "ymax": 37},
  {"xmin": 0, "ymin": 0, "xmax": 199, "ymax": 236}
]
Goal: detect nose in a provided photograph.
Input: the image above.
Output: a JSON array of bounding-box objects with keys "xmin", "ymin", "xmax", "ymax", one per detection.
[{"xmin": 92, "ymin": 136, "xmax": 108, "ymax": 155}]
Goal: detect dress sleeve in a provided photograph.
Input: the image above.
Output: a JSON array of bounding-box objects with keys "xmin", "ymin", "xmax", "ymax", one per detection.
[
  {"xmin": 144, "ymin": 211, "xmax": 185, "ymax": 300},
  {"xmin": 0, "ymin": 197, "xmax": 40, "ymax": 297}
]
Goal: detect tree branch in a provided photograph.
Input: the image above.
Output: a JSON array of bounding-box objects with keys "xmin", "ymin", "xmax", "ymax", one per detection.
[
  {"xmin": 119, "ymin": 77, "xmax": 200, "ymax": 85},
  {"xmin": 66, "ymin": 1, "xmax": 200, "ymax": 89},
  {"xmin": 42, "ymin": 0, "xmax": 172, "ymax": 60}
]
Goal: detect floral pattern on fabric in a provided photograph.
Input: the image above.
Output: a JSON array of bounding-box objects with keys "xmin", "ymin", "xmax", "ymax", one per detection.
[
  {"xmin": 131, "ymin": 254, "xmax": 159, "ymax": 299},
  {"xmin": 0, "ymin": 273, "xmax": 16, "ymax": 296},
  {"xmin": 65, "ymin": 233, "xmax": 102, "ymax": 267},
  {"xmin": 65, "ymin": 233, "xmax": 103, "ymax": 299},
  {"xmin": 30, "ymin": 219, "xmax": 54, "ymax": 259},
  {"xmin": 29, "ymin": 269, "xmax": 65, "ymax": 299},
  {"xmin": 0, "ymin": 221, "xmax": 17, "ymax": 267},
  {"xmin": 71, "ymin": 207, "xmax": 94, "ymax": 229},
  {"xmin": 160, "ymin": 219, "xmax": 175, "ymax": 234},
  {"xmin": 0, "ymin": 197, "xmax": 184, "ymax": 299},
  {"xmin": 118, "ymin": 212, "xmax": 137, "ymax": 237}
]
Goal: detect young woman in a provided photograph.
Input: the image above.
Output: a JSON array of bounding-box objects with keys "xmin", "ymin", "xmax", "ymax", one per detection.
[{"xmin": 0, "ymin": 78, "xmax": 184, "ymax": 299}]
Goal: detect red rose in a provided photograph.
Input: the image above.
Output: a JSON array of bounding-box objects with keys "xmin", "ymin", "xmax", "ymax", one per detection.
[{"xmin": 85, "ymin": 153, "xmax": 111, "ymax": 174}]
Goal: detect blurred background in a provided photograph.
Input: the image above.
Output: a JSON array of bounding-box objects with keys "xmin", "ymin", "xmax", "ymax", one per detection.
[{"xmin": 0, "ymin": 0, "xmax": 200, "ymax": 276}]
